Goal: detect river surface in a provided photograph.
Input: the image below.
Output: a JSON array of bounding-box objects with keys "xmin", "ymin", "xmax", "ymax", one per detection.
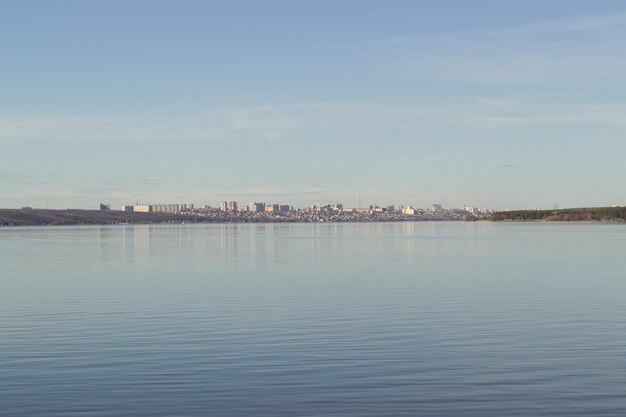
[{"xmin": 1, "ymin": 222, "xmax": 626, "ymax": 416}]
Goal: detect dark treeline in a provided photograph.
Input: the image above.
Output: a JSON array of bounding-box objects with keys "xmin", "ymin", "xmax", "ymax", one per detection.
[
  {"xmin": 0, "ymin": 209, "xmax": 310, "ymax": 226},
  {"xmin": 0, "ymin": 209, "xmax": 205, "ymax": 226},
  {"xmin": 489, "ymin": 206, "xmax": 626, "ymax": 222}
]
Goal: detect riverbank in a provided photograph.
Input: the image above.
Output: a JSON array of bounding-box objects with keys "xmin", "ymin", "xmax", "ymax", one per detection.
[
  {"xmin": 488, "ymin": 206, "xmax": 626, "ymax": 222},
  {"xmin": 0, "ymin": 208, "xmax": 466, "ymax": 226},
  {"xmin": 0, "ymin": 209, "xmax": 206, "ymax": 226}
]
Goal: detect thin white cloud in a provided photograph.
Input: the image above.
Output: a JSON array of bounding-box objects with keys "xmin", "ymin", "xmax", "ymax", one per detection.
[
  {"xmin": 475, "ymin": 98, "xmax": 523, "ymax": 107},
  {"xmin": 0, "ymin": 102, "xmax": 434, "ymax": 143},
  {"xmin": 214, "ymin": 186, "xmax": 340, "ymax": 204},
  {"xmin": 2, "ymin": 96, "xmax": 625, "ymax": 147},
  {"xmin": 466, "ymin": 108, "xmax": 626, "ymax": 129},
  {"xmin": 0, "ymin": 113, "xmax": 231, "ymax": 143},
  {"xmin": 350, "ymin": 12, "xmax": 626, "ymax": 85},
  {"xmin": 229, "ymin": 106, "xmax": 302, "ymax": 140},
  {"xmin": 353, "ymin": 12, "xmax": 626, "ymax": 47},
  {"xmin": 475, "ymin": 93, "xmax": 576, "ymax": 108},
  {"xmin": 499, "ymin": 12, "xmax": 626, "ymax": 36}
]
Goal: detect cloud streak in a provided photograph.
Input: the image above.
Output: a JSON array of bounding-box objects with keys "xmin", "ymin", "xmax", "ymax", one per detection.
[
  {"xmin": 2, "ymin": 97, "xmax": 626, "ymax": 146},
  {"xmin": 466, "ymin": 106, "xmax": 626, "ymax": 129},
  {"xmin": 353, "ymin": 12, "xmax": 626, "ymax": 85},
  {"xmin": 499, "ymin": 12, "xmax": 626, "ymax": 35},
  {"xmin": 0, "ymin": 102, "xmax": 433, "ymax": 143}
]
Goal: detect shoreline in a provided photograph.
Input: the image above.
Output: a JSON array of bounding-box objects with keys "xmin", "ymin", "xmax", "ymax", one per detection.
[
  {"xmin": 0, "ymin": 208, "xmax": 468, "ymax": 227},
  {"xmin": 4, "ymin": 206, "xmax": 626, "ymax": 227},
  {"xmin": 487, "ymin": 206, "xmax": 626, "ymax": 222}
]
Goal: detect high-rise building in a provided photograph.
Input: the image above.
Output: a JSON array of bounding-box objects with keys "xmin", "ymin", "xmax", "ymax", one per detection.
[
  {"xmin": 220, "ymin": 201, "xmax": 237, "ymax": 212},
  {"xmin": 133, "ymin": 205, "xmax": 152, "ymax": 213},
  {"xmin": 461, "ymin": 204, "xmax": 477, "ymax": 213},
  {"xmin": 98, "ymin": 203, "xmax": 111, "ymax": 211},
  {"xmin": 249, "ymin": 202, "xmax": 265, "ymax": 212}
]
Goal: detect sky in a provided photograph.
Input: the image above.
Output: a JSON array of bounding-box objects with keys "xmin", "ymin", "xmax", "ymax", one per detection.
[{"xmin": 2, "ymin": 0, "xmax": 626, "ymax": 210}]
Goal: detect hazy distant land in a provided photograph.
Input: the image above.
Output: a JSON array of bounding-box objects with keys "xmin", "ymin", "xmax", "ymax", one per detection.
[
  {"xmin": 488, "ymin": 207, "xmax": 626, "ymax": 222},
  {"xmin": 0, "ymin": 208, "xmax": 462, "ymax": 226},
  {"xmin": 0, "ymin": 209, "xmax": 206, "ymax": 226},
  {"xmin": 1, "ymin": 206, "xmax": 625, "ymax": 226}
]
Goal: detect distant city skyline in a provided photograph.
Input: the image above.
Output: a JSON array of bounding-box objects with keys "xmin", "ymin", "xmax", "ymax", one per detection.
[
  {"xmin": 2, "ymin": 1, "xmax": 626, "ymax": 210},
  {"xmin": 110, "ymin": 200, "xmax": 487, "ymax": 212}
]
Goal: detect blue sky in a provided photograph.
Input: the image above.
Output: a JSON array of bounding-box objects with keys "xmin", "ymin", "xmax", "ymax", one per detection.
[{"xmin": 2, "ymin": 0, "xmax": 626, "ymax": 209}]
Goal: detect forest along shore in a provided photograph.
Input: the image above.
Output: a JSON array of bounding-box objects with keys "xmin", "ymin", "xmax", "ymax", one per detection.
[
  {"xmin": 488, "ymin": 207, "xmax": 626, "ymax": 221},
  {"xmin": 0, "ymin": 209, "xmax": 205, "ymax": 226}
]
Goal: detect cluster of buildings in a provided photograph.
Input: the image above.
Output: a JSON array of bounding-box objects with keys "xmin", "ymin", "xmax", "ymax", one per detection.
[
  {"xmin": 119, "ymin": 203, "xmax": 194, "ymax": 213},
  {"xmin": 212, "ymin": 201, "xmax": 493, "ymax": 220},
  {"xmin": 460, "ymin": 204, "xmax": 490, "ymax": 214},
  {"xmin": 220, "ymin": 201, "xmax": 292, "ymax": 213},
  {"xmin": 219, "ymin": 201, "xmax": 238, "ymax": 212},
  {"xmin": 98, "ymin": 200, "xmax": 493, "ymax": 221}
]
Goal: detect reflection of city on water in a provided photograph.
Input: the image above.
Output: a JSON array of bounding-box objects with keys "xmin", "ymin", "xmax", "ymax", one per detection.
[
  {"xmin": 97, "ymin": 224, "xmax": 262, "ymax": 269},
  {"xmin": 94, "ymin": 223, "xmax": 359, "ymax": 271},
  {"xmin": 98, "ymin": 225, "xmax": 201, "ymax": 266},
  {"xmin": 95, "ymin": 222, "xmax": 486, "ymax": 273}
]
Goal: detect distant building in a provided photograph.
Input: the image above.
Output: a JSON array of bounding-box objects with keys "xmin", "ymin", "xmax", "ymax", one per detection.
[
  {"xmin": 133, "ymin": 205, "xmax": 152, "ymax": 213},
  {"xmin": 312, "ymin": 203, "xmax": 343, "ymax": 214},
  {"xmin": 279, "ymin": 205, "xmax": 291, "ymax": 212},
  {"xmin": 265, "ymin": 204, "xmax": 280, "ymax": 213},
  {"xmin": 122, "ymin": 205, "xmax": 134, "ymax": 212},
  {"xmin": 432, "ymin": 203, "xmax": 443, "ymax": 211},
  {"xmin": 403, "ymin": 206, "xmax": 417, "ymax": 215},
  {"xmin": 249, "ymin": 202, "xmax": 265, "ymax": 212},
  {"xmin": 98, "ymin": 203, "xmax": 111, "ymax": 211},
  {"xmin": 312, "ymin": 204, "xmax": 329, "ymax": 213},
  {"xmin": 219, "ymin": 201, "xmax": 237, "ymax": 212},
  {"xmin": 461, "ymin": 204, "xmax": 477, "ymax": 214},
  {"xmin": 151, "ymin": 203, "xmax": 191, "ymax": 213}
]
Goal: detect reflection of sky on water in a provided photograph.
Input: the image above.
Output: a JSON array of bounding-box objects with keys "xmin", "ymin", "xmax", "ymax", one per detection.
[{"xmin": 2, "ymin": 223, "xmax": 626, "ymax": 416}]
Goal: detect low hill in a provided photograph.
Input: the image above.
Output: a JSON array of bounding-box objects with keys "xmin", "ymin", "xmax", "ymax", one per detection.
[
  {"xmin": 488, "ymin": 206, "xmax": 626, "ymax": 222},
  {"xmin": 0, "ymin": 209, "xmax": 204, "ymax": 226}
]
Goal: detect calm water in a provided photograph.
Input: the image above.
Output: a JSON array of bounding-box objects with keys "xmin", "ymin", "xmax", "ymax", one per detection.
[{"xmin": 1, "ymin": 222, "xmax": 626, "ymax": 416}]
